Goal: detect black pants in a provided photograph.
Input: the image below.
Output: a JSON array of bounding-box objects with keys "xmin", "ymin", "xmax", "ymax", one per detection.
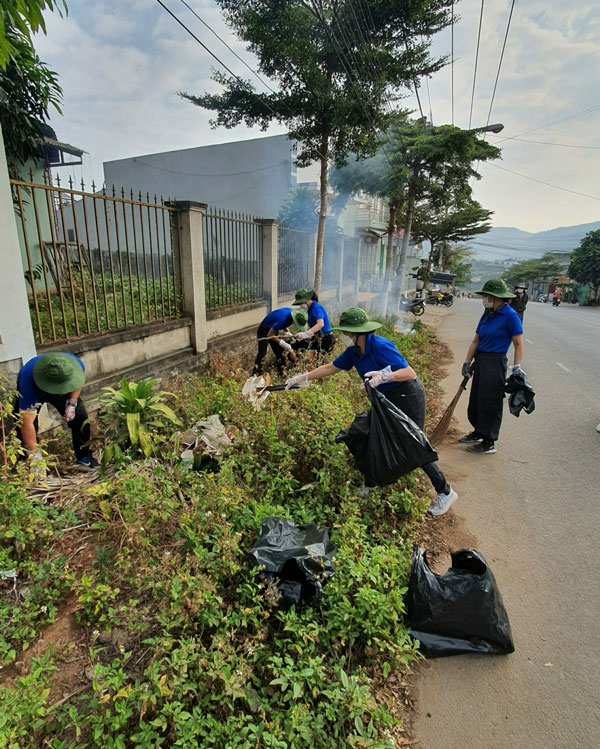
[
  {"xmin": 17, "ymin": 395, "xmax": 92, "ymax": 460},
  {"xmin": 291, "ymin": 332, "xmax": 335, "ymax": 358},
  {"xmin": 253, "ymin": 325, "xmax": 287, "ymax": 376},
  {"xmin": 467, "ymin": 352, "xmax": 507, "ymax": 442},
  {"xmin": 384, "ymin": 378, "xmax": 449, "ymax": 494}
]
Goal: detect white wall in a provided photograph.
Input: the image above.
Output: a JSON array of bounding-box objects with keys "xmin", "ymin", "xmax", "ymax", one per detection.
[{"xmin": 0, "ymin": 124, "xmax": 37, "ymax": 383}]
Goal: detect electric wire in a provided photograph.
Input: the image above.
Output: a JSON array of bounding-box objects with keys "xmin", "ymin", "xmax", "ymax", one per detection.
[
  {"xmin": 489, "ymin": 136, "xmax": 600, "ymax": 150},
  {"xmin": 494, "ymin": 104, "xmax": 600, "ymax": 144},
  {"xmin": 485, "ymin": 0, "xmax": 515, "ymax": 128},
  {"xmin": 468, "ymin": 0, "xmax": 485, "ymax": 129},
  {"xmin": 487, "ymin": 162, "xmax": 600, "ymax": 201}
]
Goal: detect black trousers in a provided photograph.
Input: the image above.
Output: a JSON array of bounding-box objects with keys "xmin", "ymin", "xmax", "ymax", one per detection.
[
  {"xmin": 17, "ymin": 395, "xmax": 92, "ymax": 460},
  {"xmin": 253, "ymin": 325, "xmax": 287, "ymax": 376},
  {"xmin": 383, "ymin": 378, "xmax": 449, "ymax": 494},
  {"xmin": 291, "ymin": 332, "xmax": 335, "ymax": 358},
  {"xmin": 467, "ymin": 351, "xmax": 507, "ymax": 442}
]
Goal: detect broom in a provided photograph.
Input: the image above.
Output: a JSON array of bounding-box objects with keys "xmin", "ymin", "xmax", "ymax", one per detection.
[{"xmin": 429, "ymin": 375, "xmax": 470, "ymax": 447}]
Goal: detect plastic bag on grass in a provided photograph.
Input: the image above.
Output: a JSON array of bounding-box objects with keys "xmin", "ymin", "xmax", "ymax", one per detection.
[
  {"xmin": 335, "ymin": 385, "xmax": 438, "ymax": 486},
  {"xmin": 405, "ymin": 546, "xmax": 515, "ymax": 657},
  {"xmin": 250, "ymin": 517, "xmax": 336, "ymax": 608}
]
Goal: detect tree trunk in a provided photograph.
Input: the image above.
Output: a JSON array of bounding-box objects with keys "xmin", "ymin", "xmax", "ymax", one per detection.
[
  {"xmin": 395, "ymin": 188, "xmax": 415, "ymax": 292},
  {"xmin": 423, "ymin": 241, "xmax": 435, "ymax": 292},
  {"xmin": 384, "ymin": 201, "xmax": 397, "ymax": 289},
  {"xmin": 438, "ymin": 242, "xmax": 444, "ymax": 272},
  {"xmin": 313, "ymin": 131, "xmax": 329, "ymax": 295}
]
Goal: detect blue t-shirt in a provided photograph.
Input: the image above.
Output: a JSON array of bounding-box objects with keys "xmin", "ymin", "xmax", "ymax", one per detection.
[
  {"xmin": 261, "ymin": 307, "xmax": 294, "ymax": 333},
  {"xmin": 17, "ymin": 353, "xmax": 85, "ymax": 411},
  {"xmin": 308, "ymin": 301, "xmax": 332, "ymax": 334},
  {"xmin": 476, "ymin": 304, "xmax": 523, "ymax": 354},
  {"xmin": 333, "ymin": 334, "xmax": 409, "ymax": 393}
]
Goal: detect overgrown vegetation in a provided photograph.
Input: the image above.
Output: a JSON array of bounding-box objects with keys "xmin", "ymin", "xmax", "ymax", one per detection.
[{"xmin": 0, "ymin": 322, "xmax": 438, "ymax": 746}]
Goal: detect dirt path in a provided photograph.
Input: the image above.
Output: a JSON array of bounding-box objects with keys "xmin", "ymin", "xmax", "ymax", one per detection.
[{"xmin": 411, "ymin": 300, "xmax": 600, "ymax": 749}]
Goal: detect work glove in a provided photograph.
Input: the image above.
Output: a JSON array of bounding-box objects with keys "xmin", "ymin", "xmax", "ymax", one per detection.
[
  {"xmin": 278, "ymin": 340, "xmax": 293, "ymax": 351},
  {"xmin": 510, "ymin": 364, "xmax": 525, "ymax": 376},
  {"xmin": 364, "ymin": 366, "xmax": 393, "ymax": 389},
  {"xmin": 63, "ymin": 399, "xmax": 77, "ymax": 423},
  {"xmin": 462, "ymin": 362, "xmax": 474, "ymax": 378},
  {"xmin": 285, "ymin": 372, "xmax": 310, "ymax": 390},
  {"xmin": 27, "ymin": 449, "xmax": 46, "ymax": 480},
  {"xmin": 295, "ymin": 330, "xmax": 313, "ymax": 340}
]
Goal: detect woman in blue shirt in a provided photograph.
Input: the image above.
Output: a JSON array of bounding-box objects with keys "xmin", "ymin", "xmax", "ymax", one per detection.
[
  {"xmin": 290, "ymin": 288, "xmax": 335, "ymax": 358},
  {"xmin": 252, "ymin": 307, "xmax": 308, "ymax": 377},
  {"xmin": 460, "ymin": 279, "xmax": 524, "ymax": 454},
  {"xmin": 285, "ymin": 307, "xmax": 458, "ymax": 516}
]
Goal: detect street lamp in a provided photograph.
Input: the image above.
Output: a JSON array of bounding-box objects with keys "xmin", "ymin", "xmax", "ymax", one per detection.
[{"xmin": 471, "ymin": 123, "xmax": 504, "ymax": 134}]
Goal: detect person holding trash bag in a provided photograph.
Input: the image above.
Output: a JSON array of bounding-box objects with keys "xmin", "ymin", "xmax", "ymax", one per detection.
[
  {"xmin": 286, "ymin": 307, "xmax": 458, "ymax": 516},
  {"xmin": 509, "ymin": 283, "xmax": 528, "ymax": 322},
  {"xmin": 290, "ymin": 288, "xmax": 335, "ymax": 357},
  {"xmin": 460, "ymin": 279, "xmax": 523, "ymax": 454},
  {"xmin": 252, "ymin": 307, "xmax": 308, "ymax": 377}
]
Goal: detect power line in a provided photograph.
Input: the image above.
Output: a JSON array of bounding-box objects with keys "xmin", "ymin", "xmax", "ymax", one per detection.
[
  {"xmin": 490, "ymin": 135, "xmax": 600, "ymax": 150},
  {"xmin": 468, "ymin": 0, "xmax": 485, "ymax": 129},
  {"xmin": 177, "ymin": 0, "xmax": 279, "ymax": 97},
  {"xmin": 485, "ymin": 0, "xmax": 515, "ymax": 128},
  {"xmin": 494, "ymin": 104, "xmax": 600, "ymax": 144},
  {"xmin": 487, "ymin": 162, "xmax": 600, "ymax": 201}
]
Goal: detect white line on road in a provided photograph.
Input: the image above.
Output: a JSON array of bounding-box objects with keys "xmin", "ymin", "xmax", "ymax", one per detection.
[
  {"xmin": 555, "ymin": 361, "xmax": 571, "ymax": 372},
  {"xmin": 525, "ymin": 338, "xmax": 534, "ymax": 344}
]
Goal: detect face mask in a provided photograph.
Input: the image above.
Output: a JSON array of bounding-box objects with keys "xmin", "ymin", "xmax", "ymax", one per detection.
[
  {"xmin": 341, "ymin": 334, "xmax": 355, "ymax": 347},
  {"xmin": 482, "ymin": 298, "xmax": 494, "ymax": 309}
]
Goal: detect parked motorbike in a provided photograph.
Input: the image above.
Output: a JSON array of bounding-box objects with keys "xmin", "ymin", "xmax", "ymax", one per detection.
[
  {"xmin": 399, "ymin": 295, "xmax": 425, "ymax": 316},
  {"xmin": 426, "ymin": 292, "xmax": 454, "ymax": 307}
]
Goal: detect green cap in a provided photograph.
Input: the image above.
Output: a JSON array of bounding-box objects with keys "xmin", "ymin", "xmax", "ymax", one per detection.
[
  {"xmin": 474, "ymin": 279, "xmax": 515, "ymax": 299},
  {"xmin": 290, "ymin": 309, "xmax": 308, "ymax": 330},
  {"xmin": 333, "ymin": 307, "xmax": 381, "ymax": 333},
  {"xmin": 32, "ymin": 353, "xmax": 86, "ymax": 395},
  {"xmin": 292, "ymin": 288, "xmax": 314, "ymax": 305}
]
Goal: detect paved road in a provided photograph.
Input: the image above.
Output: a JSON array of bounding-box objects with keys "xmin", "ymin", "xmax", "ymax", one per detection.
[{"xmin": 413, "ymin": 299, "xmax": 600, "ymax": 749}]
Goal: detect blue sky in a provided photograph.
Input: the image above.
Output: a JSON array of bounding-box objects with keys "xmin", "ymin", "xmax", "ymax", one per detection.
[{"xmin": 35, "ymin": 0, "xmax": 600, "ymax": 232}]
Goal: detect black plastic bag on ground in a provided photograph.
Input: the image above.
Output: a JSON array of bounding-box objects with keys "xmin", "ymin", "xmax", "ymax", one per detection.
[
  {"xmin": 250, "ymin": 517, "xmax": 336, "ymax": 608},
  {"xmin": 405, "ymin": 546, "xmax": 514, "ymax": 657},
  {"xmin": 505, "ymin": 371, "xmax": 536, "ymax": 417},
  {"xmin": 335, "ymin": 385, "xmax": 438, "ymax": 486}
]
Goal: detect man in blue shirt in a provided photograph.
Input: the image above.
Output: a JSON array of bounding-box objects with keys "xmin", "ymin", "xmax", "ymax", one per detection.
[
  {"xmin": 252, "ymin": 307, "xmax": 308, "ymax": 377},
  {"xmin": 16, "ymin": 352, "xmax": 98, "ymax": 472},
  {"xmin": 285, "ymin": 307, "xmax": 458, "ymax": 516},
  {"xmin": 290, "ymin": 289, "xmax": 335, "ymax": 359},
  {"xmin": 460, "ymin": 279, "xmax": 524, "ymax": 454}
]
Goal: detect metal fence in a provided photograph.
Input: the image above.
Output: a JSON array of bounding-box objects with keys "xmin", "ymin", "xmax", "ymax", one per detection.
[
  {"xmin": 202, "ymin": 208, "xmax": 264, "ymax": 310},
  {"xmin": 343, "ymin": 237, "xmax": 359, "ymax": 283},
  {"xmin": 321, "ymin": 231, "xmax": 341, "ymax": 288},
  {"xmin": 277, "ymin": 226, "xmax": 313, "ymax": 295},
  {"xmin": 11, "ymin": 174, "xmax": 181, "ymax": 346}
]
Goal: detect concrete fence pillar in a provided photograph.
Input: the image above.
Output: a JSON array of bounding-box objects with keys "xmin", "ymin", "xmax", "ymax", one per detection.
[
  {"xmin": 256, "ymin": 219, "xmax": 278, "ymax": 311},
  {"xmin": 172, "ymin": 201, "xmax": 208, "ymax": 355},
  {"xmin": 355, "ymin": 239, "xmax": 362, "ymax": 298},
  {"xmin": 337, "ymin": 235, "xmax": 345, "ymax": 302},
  {"xmin": 0, "ymin": 123, "xmax": 37, "ymax": 384}
]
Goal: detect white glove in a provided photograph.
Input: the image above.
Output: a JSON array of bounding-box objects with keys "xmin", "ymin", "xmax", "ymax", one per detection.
[
  {"xmin": 285, "ymin": 372, "xmax": 310, "ymax": 390},
  {"xmin": 295, "ymin": 330, "xmax": 313, "ymax": 340},
  {"xmin": 511, "ymin": 364, "xmax": 525, "ymax": 376},
  {"xmin": 278, "ymin": 340, "xmax": 293, "ymax": 351},
  {"xmin": 63, "ymin": 399, "xmax": 77, "ymax": 422},
  {"xmin": 364, "ymin": 366, "xmax": 393, "ymax": 389}
]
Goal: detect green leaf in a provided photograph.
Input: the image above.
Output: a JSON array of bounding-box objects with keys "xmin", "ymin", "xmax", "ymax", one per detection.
[
  {"xmin": 126, "ymin": 412, "xmax": 140, "ymax": 446},
  {"xmin": 138, "ymin": 426, "xmax": 153, "ymax": 457},
  {"xmin": 148, "ymin": 402, "xmax": 181, "ymax": 425},
  {"xmin": 340, "ymin": 669, "xmax": 349, "ymax": 690}
]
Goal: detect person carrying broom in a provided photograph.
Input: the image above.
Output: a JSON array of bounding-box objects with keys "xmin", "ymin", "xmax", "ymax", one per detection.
[{"xmin": 285, "ymin": 307, "xmax": 458, "ymax": 516}]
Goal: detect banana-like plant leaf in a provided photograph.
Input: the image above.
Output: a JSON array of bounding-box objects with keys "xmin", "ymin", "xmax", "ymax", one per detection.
[
  {"xmin": 148, "ymin": 402, "xmax": 181, "ymax": 425},
  {"xmin": 138, "ymin": 426, "xmax": 153, "ymax": 457},
  {"xmin": 126, "ymin": 412, "xmax": 140, "ymax": 445}
]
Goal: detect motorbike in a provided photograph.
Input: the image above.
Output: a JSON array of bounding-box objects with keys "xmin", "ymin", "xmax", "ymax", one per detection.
[
  {"xmin": 398, "ymin": 295, "xmax": 425, "ymax": 316},
  {"xmin": 426, "ymin": 292, "xmax": 454, "ymax": 307},
  {"xmin": 552, "ymin": 297, "xmax": 561, "ymax": 307}
]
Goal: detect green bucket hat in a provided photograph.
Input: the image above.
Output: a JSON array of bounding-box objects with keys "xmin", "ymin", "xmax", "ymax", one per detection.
[
  {"xmin": 290, "ymin": 309, "xmax": 308, "ymax": 331},
  {"xmin": 32, "ymin": 353, "xmax": 86, "ymax": 395},
  {"xmin": 292, "ymin": 288, "xmax": 314, "ymax": 305},
  {"xmin": 333, "ymin": 307, "xmax": 381, "ymax": 333},
  {"xmin": 474, "ymin": 279, "xmax": 515, "ymax": 299}
]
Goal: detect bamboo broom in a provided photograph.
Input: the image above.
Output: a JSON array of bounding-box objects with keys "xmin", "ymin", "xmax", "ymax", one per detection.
[{"xmin": 429, "ymin": 375, "xmax": 470, "ymax": 447}]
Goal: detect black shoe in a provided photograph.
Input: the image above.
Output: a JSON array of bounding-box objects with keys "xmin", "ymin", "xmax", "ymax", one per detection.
[
  {"xmin": 466, "ymin": 441, "xmax": 497, "ymax": 454},
  {"xmin": 459, "ymin": 431, "xmax": 482, "ymax": 444}
]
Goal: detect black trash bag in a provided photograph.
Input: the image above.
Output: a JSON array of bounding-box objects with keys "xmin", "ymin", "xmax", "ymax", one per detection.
[
  {"xmin": 250, "ymin": 517, "xmax": 336, "ymax": 608},
  {"xmin": 335, "ymin": 385, "xmax": 438, "ymax": 486},
  {"xmin": 405, "ymin": 546, "xmax": 514, "ymax": 657},
  {"xmin": 505, "ymin": 371, "xmax": 535, "ymax": 417}
]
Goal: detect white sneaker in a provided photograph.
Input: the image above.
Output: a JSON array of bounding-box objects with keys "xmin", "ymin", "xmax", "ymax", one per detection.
[
  {"xmin": 428, "ymin": 487, "xmax": 458, "ymax": 516},
  {"xmin": 596, "ymin": 422, "xmax": 600, "ymax": 433}
]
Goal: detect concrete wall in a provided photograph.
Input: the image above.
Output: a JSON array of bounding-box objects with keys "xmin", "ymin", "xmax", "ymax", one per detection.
[{"xmin": 103, "ymin": 134, "xmax": 297, "ymax": 218}]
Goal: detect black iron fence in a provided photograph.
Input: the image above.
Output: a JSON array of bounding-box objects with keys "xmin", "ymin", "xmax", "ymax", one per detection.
[
  {"xmin": 203, "ymin": 208, "xmax": 264, "ymax": 310},
  {"xmin": 12, "ymin": 174, "xmax": 182, "ymax": 346},
  {"xmin": 321, "ymin": 231, "xmax": 341, "ymax": 288},
  {"xmin": 277, "ymin": 226, "xmax": 313, "ymax": 295}
]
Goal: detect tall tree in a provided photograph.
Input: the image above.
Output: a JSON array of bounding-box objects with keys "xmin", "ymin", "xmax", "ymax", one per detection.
[
  {"xmin": 569, "ymin": 229, "xmax": 600, "ymax": 301},
  {"xmin": 181, "ymin": 0, "xmax": 454, "ymax": 292},
  {"xmin": 502, "ymin": 253, "xmax": 563, "ymax": 286},
  {"xmin": 278, "ymin": 186, "xmax": 319, "ymax": 231}
]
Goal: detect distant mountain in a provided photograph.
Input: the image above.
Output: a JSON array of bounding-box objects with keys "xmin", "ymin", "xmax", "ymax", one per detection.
[{"xmin": 466, "ymin": 221, "xmax": 600, "ymax": 262}]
